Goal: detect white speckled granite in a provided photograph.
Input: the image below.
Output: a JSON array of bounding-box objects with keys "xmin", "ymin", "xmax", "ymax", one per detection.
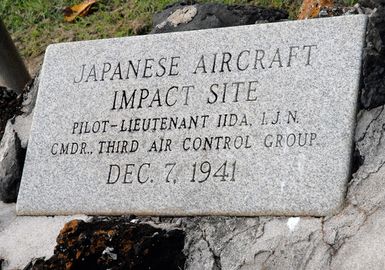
[{"xmin": 17, "ymin": 15, "xmax": 367, "ymax": 216}]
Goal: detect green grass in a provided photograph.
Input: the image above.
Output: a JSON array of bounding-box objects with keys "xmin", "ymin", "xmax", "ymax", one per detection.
[
  {"xmin": 0, "ymin": 0, "xmax": 357, "ymax": 64},
  {"xmin": 1, "ymin": 0, "xmax": 170, "ymax": 58}
]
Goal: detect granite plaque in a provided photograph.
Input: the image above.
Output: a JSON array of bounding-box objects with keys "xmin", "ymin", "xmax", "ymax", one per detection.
[{"xmin": 17, "ymin": 15, "xmax": 367, "ymax": 216}]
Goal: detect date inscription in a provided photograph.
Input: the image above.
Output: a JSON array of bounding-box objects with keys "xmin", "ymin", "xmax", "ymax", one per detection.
[{"xmin": 107, "ymin": 161, "xmax": 237, "ymax": 185}]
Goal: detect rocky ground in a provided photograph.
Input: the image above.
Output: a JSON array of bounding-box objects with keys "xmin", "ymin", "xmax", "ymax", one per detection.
[{"xmin": 1, "ymin": 0, "xmax": 385, "ymax": 269}]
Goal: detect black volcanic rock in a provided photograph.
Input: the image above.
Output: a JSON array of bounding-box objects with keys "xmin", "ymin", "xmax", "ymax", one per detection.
[
  {"xmin": 151, "ymin": 1, "xmax": 288, "ymax": 34},
  {"xmin": 27, "ymin": 218, "xmax": 186, "ymax": 270},
  {"xmin": 360, "ymin": 0, "xmax": 385, "ymax": 109}
]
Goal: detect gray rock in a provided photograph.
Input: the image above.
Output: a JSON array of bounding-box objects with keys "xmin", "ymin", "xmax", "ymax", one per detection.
[
  {"xmin": 11, "ymin": 74, "xmax": 39, "ymax": 148},
  {"xmin": 0, "ymin": 75, "xmax": 38, "ymax": 203},
  {"xmin": 151, "ymin": 2, "xmax": 288, "ymax": 34},
  {"xmin": 0, "ymin": 122, "xmax": 25, "ymax": 203},
  {"xmin": 329, "ymin": 208, "xmax": 385, "ymax": 270}
]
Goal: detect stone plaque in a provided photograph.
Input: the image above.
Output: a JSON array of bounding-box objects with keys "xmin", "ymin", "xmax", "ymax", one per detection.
[{"xmin": 17, "ymin": 15, "xmax": 367, "ymax": 216}]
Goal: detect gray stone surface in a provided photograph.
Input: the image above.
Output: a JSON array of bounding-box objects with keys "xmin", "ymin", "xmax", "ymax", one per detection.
[
  {"xmin": 17, "ymin": 15, "xmax": 367, "ymax": 216},
  {"xmin": 0, "ymin": 75, "xmax": 38, "ymax": 203},
  {"xmin": 13, "ymin": 74, "xmax": 39, "ymax": 148},
  {"xmin": 0, "ymin": 122, "xmax": 24, "ymax": 203}
]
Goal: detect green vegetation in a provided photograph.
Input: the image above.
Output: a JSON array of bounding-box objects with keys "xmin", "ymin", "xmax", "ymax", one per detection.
[
  {"xmin": 1, "ymin": 0, "xmax": 172, "ymax": 59},
  {"xmin": 0, "ymin": 0, "xmax": 356, "ymax": 64}
]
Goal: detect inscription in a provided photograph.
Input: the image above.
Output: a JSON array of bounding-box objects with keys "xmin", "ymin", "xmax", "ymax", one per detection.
[
  {"xmin": 73, "ymin": 45, "xmax": 317, "ymax": 84},
  {"xmin": 106, "ymin": 160, "xmax": 237, "ymax": 185},
  {"xmin": 64, "ymin": 46, "xmax": 321, "ymax": 180}
]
